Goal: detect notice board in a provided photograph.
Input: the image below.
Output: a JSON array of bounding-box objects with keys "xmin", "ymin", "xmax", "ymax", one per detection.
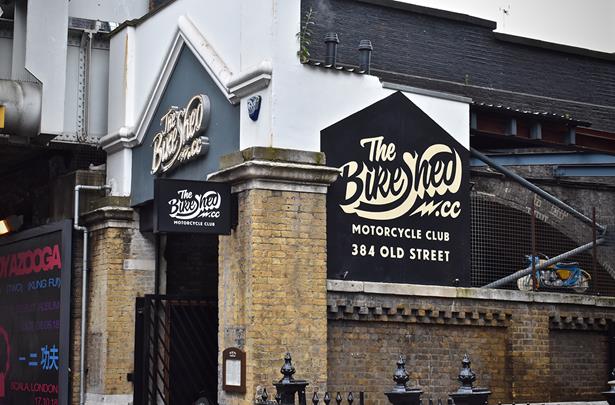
[{"xmin": 0, "ymin": 221, "xmax": 71, "ymax": 405}]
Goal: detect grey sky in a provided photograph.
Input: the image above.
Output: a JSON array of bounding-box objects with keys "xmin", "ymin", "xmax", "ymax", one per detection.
[{"xmin": 399, "ymin": 0, "xmax": 615, "ymax": 53}]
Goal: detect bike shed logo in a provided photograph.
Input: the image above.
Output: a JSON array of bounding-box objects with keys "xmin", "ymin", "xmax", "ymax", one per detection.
[
  {"xmin": 339, "ymin": 136, "xmax": 463, "ymax": 220},
  {"xmin": 321, "ymin": 92, "xmax": 470, "ymax": 286},
  {"xmin": 151, "ymin": 94, "xmax": 211, "ymax": 175},
  {"xmin": 168, "ymin": 188, "xmax": 222, "ymax": 221},
  {"xmin": 154, "ymin": 179, "xmax": 231, "ymax": 234}
]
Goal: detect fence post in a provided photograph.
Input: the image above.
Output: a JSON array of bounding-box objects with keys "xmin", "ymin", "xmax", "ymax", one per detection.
[
  {"xmin": 448, "ymin": 354, "xmax": 490, "ymax": 405},
  {"xmin": 273, "ymin": 353, "xmax": 309, "ymax": 405},
  {"xmin": 384, "ymin": 355, "xmax": 422, "ymax": 405}
]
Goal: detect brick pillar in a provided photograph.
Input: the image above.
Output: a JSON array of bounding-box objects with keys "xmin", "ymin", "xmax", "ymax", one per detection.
[
  {"xmin": 210, "ymin": 148, "xmax": 339, "ymax": 405},
  {"xmin": 509, "ymin": 307, "xmax": 550, "ymax": 402},
  {"xmin": 79, "ymin": 202, "xmax": 156, "ymax": 404}
]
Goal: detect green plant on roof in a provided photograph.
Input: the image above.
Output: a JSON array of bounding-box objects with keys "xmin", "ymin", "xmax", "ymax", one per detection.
[{"xmin": 296, "ymin": 7, "xmax": 315, "ymax": 63}]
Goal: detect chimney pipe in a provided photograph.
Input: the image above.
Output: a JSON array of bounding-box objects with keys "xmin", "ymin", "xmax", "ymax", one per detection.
[
  {"xmin": 324, "ymin": 32, "xmax": 339, "ymax": 67},
  {"xmin": 358, "ymin": 40, "xmax": 373, "ymax": 74}
]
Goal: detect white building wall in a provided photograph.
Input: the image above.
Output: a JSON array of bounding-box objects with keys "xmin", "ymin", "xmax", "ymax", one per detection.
[
  {"xmin": 68, "ymin": 0, "xmax": 148, "ymax": 23},
  {"xmin": 104, "ymin": 0, "xmax": 469, "ymax": 195},
  {"xmin": 108, "ymin": 0, "xmax": 241, "ymax": 134},
  {"xmin": 246, "ymin": 0, "xmax": 469, "ymax": 152}
]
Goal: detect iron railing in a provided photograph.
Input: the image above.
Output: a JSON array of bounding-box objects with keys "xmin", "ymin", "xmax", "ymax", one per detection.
[{"xmin": 133, "ymin": 295, "xmax": 218, "ymax": 405}]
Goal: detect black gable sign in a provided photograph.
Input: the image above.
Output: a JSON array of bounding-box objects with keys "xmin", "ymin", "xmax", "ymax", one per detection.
[
  {"xmin": 321, "ymin": 92, "xmax": 470, "ymax": 286},
  {"xmin": 154, "ymin": 179, "xmax": 231, "ymax": 234}
]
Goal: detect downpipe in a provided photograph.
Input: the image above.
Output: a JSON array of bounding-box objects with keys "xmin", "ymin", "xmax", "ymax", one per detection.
[{"xmin": 74, "ymin": 184, "xmax": 110, "ymax": 405}]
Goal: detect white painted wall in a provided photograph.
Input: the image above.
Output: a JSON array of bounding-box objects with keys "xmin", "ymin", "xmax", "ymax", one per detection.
[
  {"xmin": 106, "ymin": 0, "xmax": 241, "ymax": 134},
  {"xmin": 105, "ymin": 0, "xmax": 469, "ymax": 195},
  {"xmin": 25, "ymin": 0, "xmax": 68, "ymax": 136},
  {"xmin": 68, "ymin": 0, "xmax": 148, "ymax": 23},
  {"xmin": 246, "ymin": 0, "xmax": 469, "ymax": 152}
]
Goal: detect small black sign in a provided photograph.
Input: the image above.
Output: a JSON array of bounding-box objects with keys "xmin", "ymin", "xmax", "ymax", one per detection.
[
  {"xmin": 321, "ymin": 92, "xmax": 470, "ymax": 286},
  {"xmin": 154, "ymin": 179, "xmax": 231, "ymax": 234}
]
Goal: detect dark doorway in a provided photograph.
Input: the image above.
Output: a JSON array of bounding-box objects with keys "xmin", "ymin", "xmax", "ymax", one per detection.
[{"xmin": 134, "ymin": 234, "xmax": 219, "ymax": 405}]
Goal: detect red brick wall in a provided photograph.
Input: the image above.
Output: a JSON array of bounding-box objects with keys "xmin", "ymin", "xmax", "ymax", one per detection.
[
  {"xmin": 327, "ymin": 291, "xmax": 615, "ymax": 404},
  {"xmin": 328, "ymin": 322, "xmax": 510, "ymax": 405},
  {"xmin": 549, "ymin": 330, "xmax": 608, "ymax": 401}
]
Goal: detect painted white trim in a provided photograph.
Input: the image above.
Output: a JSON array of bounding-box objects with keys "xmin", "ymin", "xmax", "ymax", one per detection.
[
  {"xmin": 132, "ymin": 32, "xmax": 185, "ymax": 147},
  {"xmin": 101, "ymin": 14, "xmax": 272, "ymax": 151},
  {"xmin": 99, "ymin": 126, "xmax": 137, "ymax": 153},
  {"xmin": 227, "ymin": 60, "xmax": 272, "ymax": 101},
  {"xmin": 207, "ymin": 160, "xmax": 339, "ymax": 194},
  {"xmin": 327, "ymin": 279, "xmax": 615, "ymax": 307},
  {"xmin": 383, "ymin": 82, "xmax": 473, "ymax": 104},
  {"xmin": 177, "ymin": 14, "xmax": 232, "ymax": 99}
]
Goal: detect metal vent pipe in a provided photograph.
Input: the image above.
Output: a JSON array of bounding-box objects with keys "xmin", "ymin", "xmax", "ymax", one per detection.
[
  {"xmin": 324, "ymin": 32, "xmax": 340, "ymax": 66},
  {"xmin": 358, "ymin": 40, "xmax": 373, "ymax": 74},
  {"xmin": 0, "ymin": 79, "xmax": 42, "ymax": 137}
]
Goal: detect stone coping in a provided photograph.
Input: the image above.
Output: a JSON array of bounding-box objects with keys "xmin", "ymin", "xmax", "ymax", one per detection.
[{"xmin": 327, "ymin": 280, "xmax": 615, "ymax": 308}]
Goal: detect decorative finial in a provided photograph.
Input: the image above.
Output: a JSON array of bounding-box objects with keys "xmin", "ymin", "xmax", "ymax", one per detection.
[
  {"xmin": 280, "ymin": 352, "xmax": 296, "ymax": 383},
  {"xmin": 392, "ymin": 355, "xmax": 410, "ymax": 392},
  {"xmin": 457, "ymin": 354, "xmax": 476, "ymax": 392}
]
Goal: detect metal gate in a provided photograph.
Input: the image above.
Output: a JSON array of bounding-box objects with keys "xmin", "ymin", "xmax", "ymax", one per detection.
[{"xmin": 133, "ymin": 295, "xmax": 218, "ymax": 405}]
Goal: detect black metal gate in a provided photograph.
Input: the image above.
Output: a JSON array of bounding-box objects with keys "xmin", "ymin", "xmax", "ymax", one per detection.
[{"xmin": 133, "ymin": 295, "xmax": 218, "ymax": 405}]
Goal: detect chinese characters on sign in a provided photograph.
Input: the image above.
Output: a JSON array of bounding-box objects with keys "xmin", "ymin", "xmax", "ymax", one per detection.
[{"xmin": 0, "ymin": 222, "xmax": 71, "ymax": 405}]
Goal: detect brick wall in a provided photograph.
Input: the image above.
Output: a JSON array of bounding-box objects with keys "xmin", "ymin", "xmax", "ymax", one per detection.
[
  {"xmin": 219, "ymin": 189, "xmax": 328, "ymax": 405},
  {"xmin": 75, "ymin": 208, "xmax": 155, "ymax": 403},
  {"xmin": 301, "ymin": 0, "xmax": 615, "ymax": 132},
  {"xmin": 327, "ymin": 290, "xmax": 614, "ymax": 404},
  {"xmin": 549, "ymin": 330, "xmax": 609, "ymax": 401}
]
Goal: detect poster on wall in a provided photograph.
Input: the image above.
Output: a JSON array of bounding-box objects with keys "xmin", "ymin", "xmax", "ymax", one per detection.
[
  {"xmin": 0, "ymin": 220, "xmax": 72, "ymax": 405},
  {"xmin": 154, "ymin": 179, "xmax": 232, "ymax": 234},
  {"xmin": 321, "ymin": 92, "xmax": 470, "ymax": 286}
]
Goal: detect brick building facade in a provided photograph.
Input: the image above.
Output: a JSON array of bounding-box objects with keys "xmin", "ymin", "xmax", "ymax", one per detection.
[{"xmin": 1, "ymin": 1, "xmax": 615, "ymax": 405}]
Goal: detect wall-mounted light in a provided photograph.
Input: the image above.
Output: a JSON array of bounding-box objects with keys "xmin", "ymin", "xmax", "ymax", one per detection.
[
  {"xmin": 0, "ymin": 215, "xmax": 23, "ymax": 236},
  {"xmin": 0, "ymin": 220, "xmax": 9, "ymax": 236}
]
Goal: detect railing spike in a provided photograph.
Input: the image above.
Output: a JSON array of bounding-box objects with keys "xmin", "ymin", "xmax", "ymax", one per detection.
[
  {"xmin": 336, "ymin": 392, "xmax": 342, "ymax": 405},
  {"xmin": 348, "ymin": 392, "xmax": 354, "ymax": 405},
  {"xmin": 324, "ymin": 392, "xmax": 331, "ymax": 405},
  {"xmin": 313, "ymin": 391, "xmax": 320, "ymax": 405}
]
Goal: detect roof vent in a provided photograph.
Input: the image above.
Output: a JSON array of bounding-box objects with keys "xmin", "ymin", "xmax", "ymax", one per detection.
[
  {"xmin": 358, "ymin": 40, "xmax": 373, "ymax": 74},
  {"xmin": 324, "ymin": 32, "xmax": 340, "ymax": 67}
]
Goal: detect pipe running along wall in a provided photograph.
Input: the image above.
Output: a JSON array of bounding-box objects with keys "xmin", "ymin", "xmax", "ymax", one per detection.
[{"xmin": 73, "ymin": 184, "xmax": 110, "ymax": 405}]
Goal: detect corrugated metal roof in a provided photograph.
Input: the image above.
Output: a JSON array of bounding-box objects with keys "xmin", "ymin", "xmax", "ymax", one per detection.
[{"xmin": 472, "ymin": 102, "xmax": 592, "ymax": 126}]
